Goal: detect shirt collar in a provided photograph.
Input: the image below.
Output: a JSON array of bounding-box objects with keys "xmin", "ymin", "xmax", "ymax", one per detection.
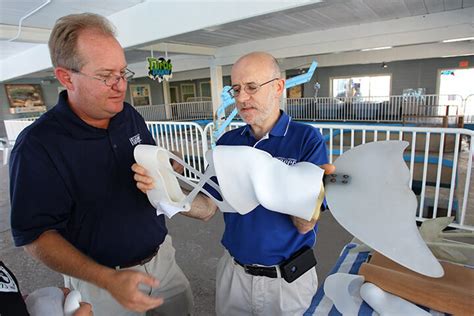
[
  {"xmin": 241, "ymin": 110, "xmax": 291, "ymax": 138},
  {"xmin": 53, "ymin": 90, "xmax": 125, "ymax": 139}
]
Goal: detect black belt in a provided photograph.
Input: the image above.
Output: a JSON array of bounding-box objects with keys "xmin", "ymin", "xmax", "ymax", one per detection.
[
  {"xmin": 234, "ymin": 259, "xmax": 278, "ymax": 278},
  {"xmin": 234, "ymin": 246, "xmax": 317, "ymax": 282},
  {"xmin": 116, "ymin": 247, "xmax": 159, "ymax": 269}
]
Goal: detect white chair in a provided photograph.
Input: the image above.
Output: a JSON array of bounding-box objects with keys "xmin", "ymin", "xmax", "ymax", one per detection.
[
  {"xmin": 0, "ymin": 138, "xmax": 14, "ymax": 166},
  {"xmin": 2, "ymin": 118, "xmax": 36, "ymax": 165}
]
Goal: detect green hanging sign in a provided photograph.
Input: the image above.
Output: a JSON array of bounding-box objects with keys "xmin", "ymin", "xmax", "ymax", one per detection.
[{"xmin": 147, "ymin": 57, "xmax": 173, "ymax": 82}]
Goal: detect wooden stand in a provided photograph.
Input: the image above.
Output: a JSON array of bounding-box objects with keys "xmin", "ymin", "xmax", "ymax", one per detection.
[{"xmin": 359, "ymin": 252, "xmax": 474, "ymax": 315}]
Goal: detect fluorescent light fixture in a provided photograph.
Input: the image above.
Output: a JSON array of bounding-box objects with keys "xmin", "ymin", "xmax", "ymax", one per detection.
[
  {"xmin": 361, "ymin": 46, "xmax": 392, "ymax": 52},
  {"xmin": 442, "ymin": 37, "xmax": 474, "ymax": 43},
  {"xmin": 441, "ymin": 53, "xmax": 474, "ymax": 58}
]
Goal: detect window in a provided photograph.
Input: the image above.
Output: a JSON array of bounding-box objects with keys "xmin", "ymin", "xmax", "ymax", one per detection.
[
  {"xmin": 331, "ymin": 75, "xmax": 391, "ymax": 101},
  {"xmin": 180, "ymin": 83, "xmax": 196, "ymax": 102},
  {"xmin": 169, "ymin": 86, "xmax": 179, "ymax": 103},
  {"xmin": 200, "ymin": 81, "xmax": 211, "ymax": 97},
  {"xmin": 129, "ymin": 84, "xmax": 152, "ymax": 106},
  {"xmin": 438, "ymin": 67, "xmax": 474, "ymax": 118}
]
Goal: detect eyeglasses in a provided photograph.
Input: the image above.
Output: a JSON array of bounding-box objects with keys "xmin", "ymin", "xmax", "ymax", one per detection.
[
  {"xmin": 227, "ymin": 78, "xmax": 279, "ymax": 98},
  {"xmin": 71, "ymin": 68, "xmax": 135, "ymax": 87}
]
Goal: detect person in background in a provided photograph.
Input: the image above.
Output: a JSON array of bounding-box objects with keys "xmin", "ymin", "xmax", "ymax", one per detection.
[{"xmin": 0, "ymin": 260, "xmax": 92, "ymax": 316}]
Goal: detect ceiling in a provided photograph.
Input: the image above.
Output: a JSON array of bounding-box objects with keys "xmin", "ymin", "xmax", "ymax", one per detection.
[
  {"xmin": 0, "ymin": 0, "xmax": 473, "ymax": 81},
  {"xmin": 159, "ymin": 0, "xmax": 473, "ymax": 48}
]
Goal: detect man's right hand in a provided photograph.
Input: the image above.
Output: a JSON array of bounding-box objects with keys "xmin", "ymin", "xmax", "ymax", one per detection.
[
  {"xmin": 104, "ymin": 269, "xmax": 163, "ymax": 312},
  {"xmin": 132, "ymin": 163, "xmax": 154, "ymax": 194}
]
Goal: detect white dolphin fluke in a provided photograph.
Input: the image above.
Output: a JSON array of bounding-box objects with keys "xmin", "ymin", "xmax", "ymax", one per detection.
[{"xmin": 324, "ymin": 141, "xmax": 444, "ymax": 278}]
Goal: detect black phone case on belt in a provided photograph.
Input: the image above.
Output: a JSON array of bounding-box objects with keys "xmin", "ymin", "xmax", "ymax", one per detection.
[{"xmin": 280, "ymin": 246, "xmax": 317, "ymax": 283}]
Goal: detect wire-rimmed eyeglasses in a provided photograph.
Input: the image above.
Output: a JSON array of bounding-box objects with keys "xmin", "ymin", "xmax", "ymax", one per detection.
[
  {"xmin": 227, "ymin": 78, "xmax": 279, "ymax": 98},
  {"xmin": 71, "ymin": 68, "xmax": 135, "ymax": 87}
]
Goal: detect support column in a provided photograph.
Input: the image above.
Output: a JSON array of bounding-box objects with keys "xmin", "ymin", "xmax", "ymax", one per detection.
[
  {"xmin": 210, "ymin": 61, "xmax": 224, "ymax": 121},
  {"xmin": 162, "ymin": 80, "xmax": 172, "ymax": 120}
]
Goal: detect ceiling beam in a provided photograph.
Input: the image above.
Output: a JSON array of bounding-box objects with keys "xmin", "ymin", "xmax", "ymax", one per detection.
[
  {"xmin": 0, "ymin": 24, "xmax": 50, "ymax": 43},
  {"xmin": 138, "ymin": 43, "xmax": 216, "ymax": 56},
  {"xmin": 0, "ymin": 0, "xmax": 321, "ymax": 81},
  {"xmin": 109, "ymin": 0, "xmax": 323, "ymax": 48},
  {"xmin": 280, "ymin": 42, "xmax": 474, "ymax": 70},
  {"xmin": 213, "ymin": 7, "xmax": 474, "ymax": 65}
]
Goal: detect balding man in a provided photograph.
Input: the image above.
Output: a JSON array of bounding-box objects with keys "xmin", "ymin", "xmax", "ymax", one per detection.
[{"xmin": 135, "ymin": 51, "xmax": 333, "ymax": 315}]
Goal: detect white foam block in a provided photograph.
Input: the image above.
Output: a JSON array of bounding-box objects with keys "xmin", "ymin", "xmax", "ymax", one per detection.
[{"xmin": 324, "ymin": 273, "xmax": 365, "ymax": 315}]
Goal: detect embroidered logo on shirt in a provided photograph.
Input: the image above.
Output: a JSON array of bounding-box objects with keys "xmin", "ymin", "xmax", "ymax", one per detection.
[
  {"xmin": 0, "ymin": 266, "xmax": 18, "ymax": 293},
  {"xmin": 129, "ymin": 134, "xmax": 142, "ymax": 146},
  {"xmin": 275, "ymin": 157, "xmax": 297, "ymax": 166}
]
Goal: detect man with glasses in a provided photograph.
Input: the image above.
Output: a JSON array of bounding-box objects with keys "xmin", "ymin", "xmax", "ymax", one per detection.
[
  {"xmin": 9, "ymin": 13, "xmax": 192, "ymax": 316},
  {"xmin": 135, "ymin": 51, "xmax": 334, "ymax": 315},
  {"xmin": 214, "ymin": 52, "xmax": 333, "ymax": 315}
]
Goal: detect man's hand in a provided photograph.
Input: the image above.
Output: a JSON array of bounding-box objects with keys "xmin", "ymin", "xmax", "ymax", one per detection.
[
  {"xmin": 292, "ymin": 216, "xmax": 318, "ymax": 234},
  {"xmin": 291, "ymin": 163, "xmax": 336, "ymax": 233},
  {"xmin": 59, "ymin": 289, "xmax": 93, "ymax": 316},
  {"xmin": 181, "ymin": 193, "xmax": 218, "ymax": 221},
  {"xmin": 74, "ymin": 302, "xmax": 93, "ymax": 316},
  {"xmin": 320, "ymin": 163, "xmax": 336, "ymax": 175},
  {"xmin": 132, "ymin": 163, "xmax": 154, "ymax": 194},
  {"xmin": 104, "ymin": 270, "xmax": 163, "ymax": 312},
  {"xmin": 132, "ymin": 157, "xmax": 184, "ymax": 194},
  {"xmin": 169, "ymin": 150, "xmax": 185, "ymax": 175}
]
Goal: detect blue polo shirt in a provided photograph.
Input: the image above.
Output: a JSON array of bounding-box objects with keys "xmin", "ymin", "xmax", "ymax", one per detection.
[
  {"xmin": 216, "ymin": 111, "xmax": 328, "ymax": 265},
  {"xmin": 10, "ymin": 91, "xmax": 167, "ymax": 268}
]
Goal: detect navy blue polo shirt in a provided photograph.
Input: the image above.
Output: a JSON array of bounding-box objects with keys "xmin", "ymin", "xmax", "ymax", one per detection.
[
  {"xmin": 216, "ymin": 111, "xmax": 328, "ymax": 266},
  {"xmin": 10, "ymin": 91, "xmax": 167, "ymax": 268}
]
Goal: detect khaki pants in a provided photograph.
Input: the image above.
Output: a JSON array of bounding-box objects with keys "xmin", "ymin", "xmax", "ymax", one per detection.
[
  {"xmin": 216, "ymin": 251, "xmax": 318, "ymax": 316},
  {"xmin": 64, "ymin": 235, "xmax": 193, "ymax": 316}
]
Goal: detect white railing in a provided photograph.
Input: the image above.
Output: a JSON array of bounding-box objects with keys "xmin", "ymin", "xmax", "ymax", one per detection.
[
  {"xmin": 2, "ymin": 117, "xmax": 38, "ymax": 165},
  {"xmin": 465, "ymin": 94, "xmax": 474, "ymax": 124},
  {"xmin": 308, "ymin": 123, "xmax": 473, "ymax": 231},
  {"xmin": 133, "ymin": 101, "xmax": 213, "ymax": 122},
  {"xmin": 285, "ymin": 95, "xmax": 464, "ymax": 124},
  {"xmin": 4, "ymin": 116, "xmax": 473, "ymax": 230},
  {"xmin": 134, "ymin": 104, "xmax": 168, "ymax": 121},
  {"xmin": 130, "ymin": 95, "xmax": 471, "ymax": 126},
  {"xmin": 145, "ymin": 121, "xmax": 207, "ymax": 181},
  {"xmin": 4, "ymin": 117, "xmax": 37, "ymax": 141},
  {"xmin": 168, "ymin": 101, "xmax": 213, "ymax": 121},
  {"xmin": 187, "ymin": 96, "xmax": 212, "ymax": 102},
  {"xmin": 163, "ymin": 121, "xmax": 474, "ymax": 231}
]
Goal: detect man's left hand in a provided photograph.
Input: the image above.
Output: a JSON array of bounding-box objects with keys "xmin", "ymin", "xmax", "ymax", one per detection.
[{"xmin": 291, "ymin": 163, "xmax": 336, "ymax": 233}]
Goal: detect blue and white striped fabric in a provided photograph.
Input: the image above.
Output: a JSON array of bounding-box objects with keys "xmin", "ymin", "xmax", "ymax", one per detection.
[{"xmin": 304, "ymin": 243, "xmax": 449, "ymax": 316}]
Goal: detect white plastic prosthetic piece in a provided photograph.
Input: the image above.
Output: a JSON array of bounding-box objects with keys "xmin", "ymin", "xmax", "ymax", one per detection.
[
  {"xmin": 133, "ymin": 145, "xmax": 235, "ymax": 217},
  {"xmin": 24, "ymin": 287, "xmax": 64, "ymax": 316},
  {"xmin": 325, "ymin": 141, "xmax": 444, "ymax": 278},
  {"xmin": 134, "ymin": 145, "xmax": 190, "ymax": 217},
  {"xmin": 64, "ymin": 290, "xmax": 82, "ymax": 316},
  {"xmin": 324, "ymin": 273, "xmax": 365, "ymax": 315},
  {"xmin": 360, "ymin": 282, "xmax": 430, "ymax": 316},
  {"xmin": 212, "ymin": 145, "xmax": 325, "ymax": 220}
]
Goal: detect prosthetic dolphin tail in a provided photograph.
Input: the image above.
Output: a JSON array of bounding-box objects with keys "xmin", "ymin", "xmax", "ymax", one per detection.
[
  {"xmin": 133, "ymin": 140, "xmax": 444, "ymax": 278},
  {"xmin": 133, "ymin": 144, "xmax": 324, "ymax": 220}
]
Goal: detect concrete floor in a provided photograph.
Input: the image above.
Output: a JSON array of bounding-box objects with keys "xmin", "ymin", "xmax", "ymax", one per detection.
[{"xmin": 0, "ymin": 155, "xmax": 353, "ymax": 315}]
